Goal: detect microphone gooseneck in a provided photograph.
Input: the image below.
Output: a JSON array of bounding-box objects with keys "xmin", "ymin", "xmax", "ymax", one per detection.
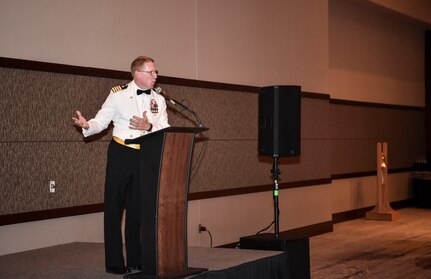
[{"xmin": 155, "ymin": 87, "xmax": 205, "ymax": 128}]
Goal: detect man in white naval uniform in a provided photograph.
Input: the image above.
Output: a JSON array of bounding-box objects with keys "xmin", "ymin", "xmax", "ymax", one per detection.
[{"xmin": 72, "ymin": 56, "xmax": 169, "ymax": 275}]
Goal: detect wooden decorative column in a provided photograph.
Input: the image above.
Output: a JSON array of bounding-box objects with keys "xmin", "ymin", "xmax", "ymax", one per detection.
[{"xmin": 366, "ymin": 142, "xmax": 400, "ymax": 221}]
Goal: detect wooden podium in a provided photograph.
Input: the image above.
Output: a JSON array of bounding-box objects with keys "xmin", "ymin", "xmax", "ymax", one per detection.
[{"xmin": 125, "ymin": 127, "xmax": 208, "ymax": 278}]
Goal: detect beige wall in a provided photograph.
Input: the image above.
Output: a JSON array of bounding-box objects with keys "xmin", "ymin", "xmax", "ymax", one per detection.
[
  {"xmin": 195, "ymin": 0, "xmax": 329, "ymax": 92},
  {"xmin": 0, "ymin": 213, "xmax": 104, "ymax": 255},
  {"xmin": 0, "ymin": 0, "xmax": 199, "ymax": 78},
  {"xmin": 0, "ymin": 1, "xmax": 427, "ymax": 102},
  {"xmin": 331, "ymin": 173, "xmax": 412, "ymax": 214},
  {"xmin": 0, "ymin": 0, "xmax": 328, "ymax": 93},
  {"xmin": 329, "ymin": 0, "xmax": 426, "ymax": 106},
  {"xmin": 0, "ymin": 0, "xmax": 425, "ymax": 102}
]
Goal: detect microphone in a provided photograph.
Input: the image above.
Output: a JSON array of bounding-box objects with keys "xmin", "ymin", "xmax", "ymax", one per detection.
[{"xmin": 155, "ymin": 87, "xmax": 205, "ymax": 128}]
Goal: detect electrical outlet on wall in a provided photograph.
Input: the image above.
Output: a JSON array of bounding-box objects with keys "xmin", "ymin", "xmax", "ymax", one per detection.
[
  {"xmin": 199, "ymin": 224, "xmax": 207, "ymax": 233},
  {"xmin": 49, "ymin": 181, "xmax": 56, "ymax": 193}
]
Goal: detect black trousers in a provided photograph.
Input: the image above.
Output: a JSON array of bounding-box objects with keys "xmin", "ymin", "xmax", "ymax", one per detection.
[{"xmin": 104, "ymin": 140, "xmax": 141, "ymax": 268}]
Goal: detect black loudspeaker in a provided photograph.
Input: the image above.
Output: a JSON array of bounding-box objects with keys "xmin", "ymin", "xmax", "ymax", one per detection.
[{"xmin": 258, "ymin": 85, "xmax": 301, "ymax": 157}]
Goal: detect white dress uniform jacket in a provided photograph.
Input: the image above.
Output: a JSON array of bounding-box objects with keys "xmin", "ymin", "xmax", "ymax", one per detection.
[{"xmin": 82, "ymin": 81, "xmax": 170, "ymax": 140}]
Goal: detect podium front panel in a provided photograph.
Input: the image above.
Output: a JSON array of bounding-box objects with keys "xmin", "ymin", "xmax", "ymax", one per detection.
[
  {"xmin": 137, "ymin": 130, "xmax": 196, "ymax": 277},
  {"xmin": 157, "ymin": 132, "xmax": 194, "ymax": 274}
]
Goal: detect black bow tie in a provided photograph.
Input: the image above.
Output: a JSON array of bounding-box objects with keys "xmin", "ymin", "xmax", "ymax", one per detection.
[{"xmin": 137, "ymin": 89, "xmax": 151, "ymax": 95}]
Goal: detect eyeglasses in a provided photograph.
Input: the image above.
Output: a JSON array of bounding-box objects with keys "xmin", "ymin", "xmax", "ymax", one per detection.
[{"xmin": 136, "ymin": 70, "xmax": 159, "ymax": 76}]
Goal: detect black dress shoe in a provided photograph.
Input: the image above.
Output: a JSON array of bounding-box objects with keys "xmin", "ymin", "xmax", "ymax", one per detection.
[
  {"xmin": 106, "ymin": 265, "xmax": 131, "ymax": 274},
  {"xmin": 127, "ymin": 264, "xmax": 141, "ymax": 271}
]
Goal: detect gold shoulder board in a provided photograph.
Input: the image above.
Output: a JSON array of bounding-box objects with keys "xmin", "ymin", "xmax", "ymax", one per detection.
[{"xmin": 111, "ymin": 84, "xmax": 128, "ymax": 93}]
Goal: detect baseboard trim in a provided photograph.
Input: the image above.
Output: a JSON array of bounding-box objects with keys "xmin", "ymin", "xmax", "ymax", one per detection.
[
  {"xmin": 332, "ymin": 199, "xmax": 414, "ymax": 224},
  {"xmin": 0, "ymin": 204, "xmax": 104, "ymax": 226}
]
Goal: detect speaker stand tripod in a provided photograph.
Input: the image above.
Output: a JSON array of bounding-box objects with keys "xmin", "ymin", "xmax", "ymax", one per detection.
[{"xmin": 271, "ymin": 156, "xmax": 281, "ymax": 238}]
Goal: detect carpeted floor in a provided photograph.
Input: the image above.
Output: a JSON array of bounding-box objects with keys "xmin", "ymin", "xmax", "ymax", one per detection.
[
  {"xmin": 1, "ymin": 207, "xmax": 431, "ymax": 278},
  {"xmin": 0, "ymin": 243, "xmax": 282, "ymax": 279},
  {"xmin": 310, "ymin": 207, "xmax": 431, "ymax": 279}
]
